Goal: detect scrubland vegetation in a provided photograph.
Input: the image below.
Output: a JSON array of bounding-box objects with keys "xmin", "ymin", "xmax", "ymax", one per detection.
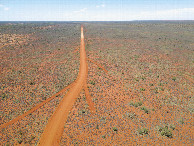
[{"xmin": 0, "ymin": 21, "xmax": 193, "ymax": 145}]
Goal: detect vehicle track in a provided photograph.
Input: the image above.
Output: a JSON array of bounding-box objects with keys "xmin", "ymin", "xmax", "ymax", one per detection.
[
  {"xmin": 1, "ymin": 25, "xmax": 108, "ymax": 144},
  {"xmin": 0, "ymin": 82, "xmax": 75, "ymax": 130},
  {"xmin": 87, "ymin": 58, "xmax": 108, "ymax": 73},
  {"xmin": 38, "ymin": 25, "xmax": 91, "ymax": 145},
  {"xmin": 0, "ymin": 26, "xmax": 108, "ymax": 131}
]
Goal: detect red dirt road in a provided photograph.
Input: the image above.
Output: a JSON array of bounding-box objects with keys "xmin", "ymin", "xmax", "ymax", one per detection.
[{"xmin": 38, "ymin": 25, "xmax": 89, "ymax": 145}]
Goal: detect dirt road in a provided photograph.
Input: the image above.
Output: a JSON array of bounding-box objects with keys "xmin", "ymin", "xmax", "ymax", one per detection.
[
  {"xmin": 38, "ymin": 25, "xmax": 89, "ymax": 145},
  {"xmin": 0, "ymin": 24, "xmax": 107, "ymax": 132}
]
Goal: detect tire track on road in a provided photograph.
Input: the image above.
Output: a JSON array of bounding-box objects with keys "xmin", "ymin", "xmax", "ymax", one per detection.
[
  {"xmin": 38, "ymin": 25, "xmax": 92, "ymax": 145},
  {"xmin": 0, "ymin": 82, "xmax": 75, "ymax": 130}
]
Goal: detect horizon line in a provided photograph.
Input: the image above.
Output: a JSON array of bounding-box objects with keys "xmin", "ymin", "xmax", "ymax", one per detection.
[{"xmin": 0, "ymin": 20, "xmax": 194, "ymax": 22}]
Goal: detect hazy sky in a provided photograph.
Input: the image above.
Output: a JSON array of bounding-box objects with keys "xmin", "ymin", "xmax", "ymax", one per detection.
[{"xmin": 0, "ymin": 0, "xmax": 194, "ymax": 21}]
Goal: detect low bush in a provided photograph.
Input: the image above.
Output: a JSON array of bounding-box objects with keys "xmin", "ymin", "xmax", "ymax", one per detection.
[
  {"xmin": 158, "ymin": 125, "xmax": 173, "ymax": 138},
  {"xmin": 113, "ymin": 127, "xmax": 118, "ymax": 132},
  {"xmin": 130, "ymin": 101, "xmax": 143, "ymax": 107},
  {"xmin": 138, "ymin": 128, "xmax": 148, "ymax": 135},
  {"xmin": 141, "ymin": 106, "xmax": 149, "ymax": 114}
]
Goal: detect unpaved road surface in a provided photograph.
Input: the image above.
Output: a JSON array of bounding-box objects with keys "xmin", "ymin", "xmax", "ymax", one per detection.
[{"xmin": 38, "ymin": 25, "xmax": 89, "ymax": 145}]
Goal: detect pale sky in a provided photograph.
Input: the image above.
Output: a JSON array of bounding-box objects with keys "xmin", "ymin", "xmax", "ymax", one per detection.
[{"xmin": 0, "ymin": 0, "xmax": 194, "ymax": 21}]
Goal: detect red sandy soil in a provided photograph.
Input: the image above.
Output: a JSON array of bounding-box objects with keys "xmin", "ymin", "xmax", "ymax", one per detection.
[
  {"xmin": 1, "ymin": 22, "xmax": 193, "ymax": 145},
  {"xmin": 1, "ymin": 25, "xmax": 98, "ymax": 145},
  {"xmin": 60, "ymin": 23, "xmax": 193, "ymax": 145},
  {"xmin": 0, "ymin": 23, "xmax": 80, "ymax": 145},
  {"xmin": 0, "ymin": 82, "xmax": 74, "ymax": 130},
  {"xmin": 38, "ymin": 25, "xmax": 95, "ymax": 145}
]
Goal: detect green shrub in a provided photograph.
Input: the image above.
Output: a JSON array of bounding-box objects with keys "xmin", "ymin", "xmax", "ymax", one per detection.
[
  {"xmin": 18, "ymin": 139, "xmax": 23, "ymax": 144},
  {"xmin": 102, "ymin": 135, "xmax": 106, "ymax": 139},
  {"xmin": 90, "ymin": 80, "xmax": 95, "ymax": 85},
  {"xmin": 141, "ymin": 106, "xmax": 149, "ymax": 114},
  {"xmin": 170, "ymin": 125, "xmax": 175, "ymax": 130},
  {"xmin": 158, "ymin": 126, "xmax": 173, "ymax": 138},
  {"xmin": 155, "ymin": 88, "xmax": 159, "ymax": 93},
  {"xmin": 96, "ymin": 124, "xmax": 99, "ymax": 129},
  {"xmin": 158, "ymin": 83, "xmax": 163, "ymax": 86},
  {"xmin": 172, "ymin": 77, "xmax": 176, "ymax": 81},
  {"xmin": 135, "ymin": 78, "xmax": 139, "ymax": 82},
  {"xmin": 113, "ymin": 127, "xmax": 118, "ymax": 132},
  {"xmin": 178, "ymin": 118, "xmax": 184, "ymax": 124},
  {"xmin": 29, "ymin": 135, "xmax": 36, "ymax": 143},
  {"xmin": 1, "ymin": 93, "xmax": 8, "ymax": 99},
  {"xmin": 30, "ymin": 81, "xmax": 35, "ymax": 85},
  {"xmin": 82, "ymin": 109, "xmax": 86, "ymax": 113},
  {"xmin": 140, "ymin": 88, "xmax": 145, "ymax": 91},
  {"xmin": 138, "ymin": 128, "xmax": 148, "ymax": 135},
  {"xmin": 126, "ymin": 112, "xmax": 136, "ymax": 119},
  {"xmin": 42, "ymin": 97, "xmax": 47, "ymax": 100},
  {"xmin": 130, "ymin": 101, "xmax": 142, "ymax": 107},
  {"xmin": 142, "ymin": 77, "xmax": 145, "ymax": 80}
]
